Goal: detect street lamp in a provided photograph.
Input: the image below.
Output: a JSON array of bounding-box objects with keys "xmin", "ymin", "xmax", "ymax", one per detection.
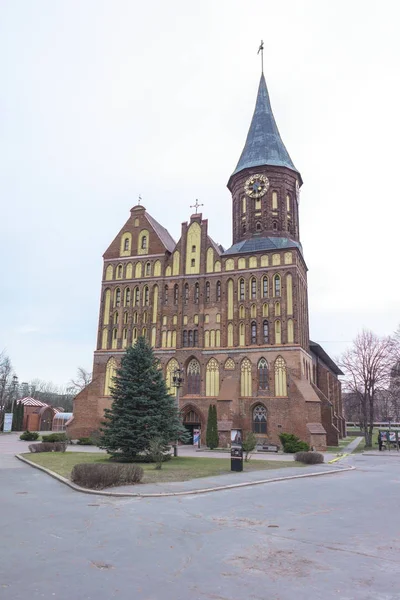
[{"xmin": 172, "ymin": 367, "xmax": 184, "ymax": 457}]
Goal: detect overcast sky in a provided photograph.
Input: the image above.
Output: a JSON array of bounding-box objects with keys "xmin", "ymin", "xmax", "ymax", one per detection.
[{"xmin": 1, "ymin": 0, "xmax": 399, "ymax": 386}]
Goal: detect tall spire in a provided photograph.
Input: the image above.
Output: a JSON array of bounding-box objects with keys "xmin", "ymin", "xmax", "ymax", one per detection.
[{"xmin": 231, "ymin": 74, "xmax": 298, "ymax": 177}]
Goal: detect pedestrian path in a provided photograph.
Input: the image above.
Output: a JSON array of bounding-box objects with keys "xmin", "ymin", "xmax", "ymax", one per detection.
[{"xmin": 344, "ymin": 436, "xmax": 363, "ymax": 453}]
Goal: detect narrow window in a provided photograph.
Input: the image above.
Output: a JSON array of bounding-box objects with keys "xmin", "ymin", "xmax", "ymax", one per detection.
[
  {"xmin": 251, "ymin": 321, "xmax": 257, "ymax": 344},
  {"xmin": 239, "ymin": 278, "xmax": 245, "ymax": 301},
  {"xmin": 115, "ymin": 288, "xmax": 121, "ymax": 307},
  {"xmin": 242, "ymin": 223, "xmax": 246, "ymax": 235},
  {"xmin": 174, "ymin": 284, "xmax": 179, "ymax": 305},
  {"xmin": 256, "ymin": 222, "xmax": 262, "ymax": 232},
  {"xmin": 242, "ymin": 197, "xmax": 246, "ymax": 214},
  {"xmin": 124, "ymin": 238, "xmax": 129, "ymax": 252},
  {"xmin": 145, "ymin": 262, "xmax": 151, "ymax": 276},
  {"xmin": 258, "ymin": 359, "xmax": 269, "ymax": 390},
  {"xmin": 164, "ymin": 285, "xmax": 168, "ymax": 305},
  {"xmin": 286, "ymin": 194, "xmax": 291, "ymax": 212},
  {"xmin": 144, "ymin": 286, "xmax": 149, "ymax": 306},
  {"xmin": 206, "ymin": 281, "xmax": 210, "ymax": 302},
  {"xmin": 194, "ymin": 283, "xmax": 199, "ymax": 304},
  {"xmin": 263, "ymin": 320, "xmax": 269, "ymax": 343},
  {"xmin": 274, "ymin": 274, "xmax": 281, "ymax": 297},
  {"xmin": 184, "ymin": 284, "xmax": 189, "ymax": 304},
  {"xmin": 117, "ymin": 265, "xmax": 123, "ymax": 278},
  {"xmin": 141, "ymin": 236, "xmax": 147, "ymax": 249},
  {"xmin": 273, "ymin": 221, "xmax": 278, "ymax": 231},
  {"xmin": 183, "ymin": 331, "xmax": 188, "ymax": 347},
  {"xmin": 192, "ymin": 245, "xmax": 196, "ymax": 253},
  {"xmin": 251, "ymin": 278, "xmax": 256, "ymax": 299},
  {"xmin": 262, "ymin": 276, "xmax": 268, "ymax": 298},
  {"xmin": 216, "ymin": 281, "xmax": 221, "ymax": 301},
  {"xmin": 188, "ymin": 331, "xmax": 193, "ymax": 346},
  {"xmin": 194, "ymin": 330, "xmax": 198, "ymax": 346},
  {"xmin": 134, "ymin": 287, "xmax": 139, "ymax": 306},
  {"xmin": 191, "ymin": 258, "xmax": 195, "ymax": 267},
  {"xmin": 253, "ymin": 405, "xmax": 267, "ymax": 434}
]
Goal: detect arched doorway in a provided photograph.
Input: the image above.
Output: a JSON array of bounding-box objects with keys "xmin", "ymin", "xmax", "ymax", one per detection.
[{"xmin": 182, "ymin": 407, "xmax": 202, "ymax": 445}]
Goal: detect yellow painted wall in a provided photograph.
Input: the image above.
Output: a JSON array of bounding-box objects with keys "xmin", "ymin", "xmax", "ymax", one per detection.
[
  {"xmin": 186, "ymin": 222, "xmax": 201, "ymax": 274},
  {"xmin": 287, "ymin": 319, "xmax": 294, "ymax": 343},
  {"xmin": 239, "ymin": 323, "xmax": 245, "ymax": 346},
  {"xmin": 272, "ymin": 253, "xmax": 281, "ymax": 266},
  {"xmin": 225, "ymin": 259, "xmax": 234, "ymax": 271},
  {"xmin": 173, "ymin": 251, "xmax": 180, "ymax": 275},
  {"xmin": 261, "ymin": 255, "xmax": 269, "ymax": 267},
  {"xmin": 275, "ymin": 356, "xmax": 287, "ymax": 396},
  {"xmin": 165, "ymin": 358, "xmax": 179, "ymax": 393},
  {"xmin": 210, "ymin": 330, "xmax": 216, "ymax": 347},
  {"xmin": 205, "ymin": 331, "xmax": 210, "ymax": 347},
  {"xmin": 249, "ymin": 256, "xmax": 257, "ymax": 268},
  {"xmin": 151, "ymin": 326, "xmax": 156, "ymax": 347},
  {"xmin": 132, "ymin": 328, "xmax": 138, "ymax": 345},
  {"xmin": 165, "ymin": 266, "xmax": 171, "ymax": 277},
  {"xmin": 238, "ymin": 258, "xmax": 246, "ymax": 269},
  {"xmin": 135, "ymin": 262, "xmax": 142, "ymax": 278},
  {"xmin": 262, "ymin": 303, "xmax": 269, "ymax": 317},
  {"xmin": 154, "ymin": 260, "xmax": 161, "ymax": 276},
  {"xmin": 126, "ymin": 263, "xmax": 133, "ymax": 278},
  {"xmin": 120, "ymin": 232, "xmax": 132, "ymax": 256},
  {"xmin": 275, "ymin": 302, "xmax": 281, "ymax": 316},
  {"xmin": 284, "ymin": 252, "xmax": 292, "ymax": 265},
  {"xmin": 172, "ymin": 331, "xmax": 177, "ymax": 347},
  {"xmin": 227, "ymin": 323, "xmax": 233, "ymax": 346},
  {"xmin": 152, "ymin": 285, "xmax": 158, "ymax": 323},
  {"xmin": 105, "ymin": 265, "xmax": 113, "ymax": 281},
  {"xmin": 162, "ymin": 331, "xmax": 167, "ymax": 348},
  {"xmin": 104, "ymin": 358, "xmax": 117, "ymax": 396},
  {"xmin": 251, "ymin": 304, "xmax": 257, "ymax": 318},
  {"xmin": 275, "ymin": 320, "xmax": 281, "ymax": 344},
  {"xmin": 240, "ymin": 359, "xmax": 252, "ymax": 396},
  {"xmin": 103, "ymin": 289, "xmax": 111, "ymax": 324},
  {"xmin": 206, "ymin": 358, "xmax": 219, "ymax": 396},
  {"xmin": 216, "ymin": 330, "xmax": 221, "ymax": 346},
  {"xmin": 286, "ymin": 274, "xmax": 293, "ymax": 315},
  {"xmin": 101, "ymin": 328, "xmax": 108, "ymax": 349},
  {"xmin": 206, "ymin": 247, "xmax": 214, "ymax": 273},
  {"xmin": 122, "ymin": 329, "xmax": 127, "ymax": 348},
  {"xmin": 227, "ymin": 280, "xmax": 233, "ymax": 319},
  {"xmin": 138, "ymin": 229, "xmax": 149, "ymax": 255},
  {"xmin": 214, "ymin": 260, "xmax": 221, "ymax": 272}
]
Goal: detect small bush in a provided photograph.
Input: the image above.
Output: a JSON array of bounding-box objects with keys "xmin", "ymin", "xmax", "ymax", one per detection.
[
  {"xmin": 148, "ymin": 437, "xmax": 169, "ymax": 469},
  {"xmin": 242, "ymin": 432, "xmax": 258, "ymax": 462},
  {"xmin": 41, "ymin": 433, "xmax": 68, "ymax": 443},
  {"xmin": 71, "ymin": 463, "xmax": 144, "ymax": 489},
  {"xmin": 28, "ymin": 442, "xmax": 67, "ymax": 453},
  {"xmin": 20, "ymin": 431, "xmax": 39, "ymax": 441},
  {"xmin": 109, "ymin": 453, "xmax": 172, "ymax": 463},
  {"xmin": 77, "ymin": 437, "xmax": 94, "ymax": 445},
  {"xmin": 294, "ymin": 451, "xmax": 324, "ymax": 464},
  {"xmin": 279, "ymin": 433, "xmax": 309, "ymax": 453}
]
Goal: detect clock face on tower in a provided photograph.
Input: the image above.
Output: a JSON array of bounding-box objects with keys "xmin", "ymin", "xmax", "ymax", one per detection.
[{"xmin": 244, "ymin": 174, "xmax": 270, "ymax": 198}]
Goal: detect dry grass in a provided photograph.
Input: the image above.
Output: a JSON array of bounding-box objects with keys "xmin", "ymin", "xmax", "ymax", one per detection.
[{"xmin": 23, "ymin": 452, "xmax": 303, "ymax": 484}]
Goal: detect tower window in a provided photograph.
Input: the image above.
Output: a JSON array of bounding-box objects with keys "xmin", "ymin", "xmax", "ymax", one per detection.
[
  {"xmin": 272, "ymin": 191, "xmax": 278, "ymax": 210},
  {"xmin": 134, "ymin": 287, "xmax": 139, "ymax": 306},
  {"xmin": 164, "ymin": 285, "xmax": 168, "ymax": 305},
  {"xmin": 239, "ymin": 278, "xmax": 245, "ymax": 301},
  {"xmin": 251, "ymin": 321, "xmax": 257, "ymax": 344},
  {"xmin": 286, "ymin": 194, "xmax": 291, "ymax": 212},
  {"xmin": 188, "ymin": 331, "xmax": 193, "ymax": 346},
  {"xmin": 242, "ymin": 197, "xmax": 246, "ymax": 214},
  {"xmin": 184, "ymin": 283, "xmax": 189, "ymax": 304},
  {"xmin": 262, "ymin": 276, "xmax": 268, "ymax": 298},
  {"xmin": 194, "ymin": 330, "xmax": 198, "ymax": 346},
  {"xmin": 144, "ymin": 286, "xmax": 149, "ymax": 306},
  {"xmin": 141, "ymin": 236, "xmax": 147, "ymax": 249},
  {"xmin": 183, "ymin": 331, "xmax": 188, "ymax": 347},
  {"xmin": 263, "ymin": 320, "xmax": 269, "ymax": 343},
  {"xmin": 251, "ymin": 278, "xmax": 256, "ymax": 299},
  {"xmin": 194, "ymin": 283, "xmax": 199, "ymax": 304},
  {"xmin": 242, "ymin": 224, "xmax": 246, "ymax": 235},
  {"xmin": 258, "ymin": 359, "xmax": 269, "ymax": 390},
  {"xmin": 174, "ymin": 284, "xmax": 179, "ymax": 305},
  {"xmin": 205, "ymin": 281, "xmax": 210, "ymax": 302},
  {"xmin": 191, "ymin": 258, "xmax": 195, "ymax": 267},
  {"xmin": 256, "ymin": 222, "xmax": 262, "ymax": 232},
  {"xmin": 273, "ymin": 221, "xmax": 278, "ymax": 231},
  {"xmin": 123, "ymin": 238, "xmax": 129, "ymax": 251},
  {"xmin": 115, "ymin": 288, "xmax": 121, "ymax": 307},
  {"xmin": 117, "ymin": 265, "xmax": 123, "ymax": 279},
  {"xmin": 216, "ymin": 281, "xmax": 221, "ymax": 301},
  {"xmin": 274, "ymin": 274, "xmax": 281, "ymax": 297},
  {"xmin": 145, "ymin": 262, "xmax": 151, "ymax": 276},
  {"xmin": 192, "ymin": 245, "xmax": 196, "ymax": 253}
]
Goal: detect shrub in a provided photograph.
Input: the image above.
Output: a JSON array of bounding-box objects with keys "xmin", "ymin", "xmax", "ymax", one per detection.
[
  {"xmin": 89, "ymin": 430, "xmax": 102, "ymax": 446},
  {"xmin": 242, "ymin": 432, "xmax": 258, "ymax": 462},
  {"xmin": 294, "ymin": 451, "xmax": 324, "ymax": 464},
  {"xmin": 148, "ymin": 437, "xmax": 169, "ymax": 470},
  {"xmin": 28, "ymin": 442, "xmax": 67, "ymax": 453},
  {"xmin": 71, "ymin": 463, "xmax": 144, "ymax": 489},
  {"xmin": 41, "ymin": 433, "xmax": 68, "ymax": 443},
  {"xmin": 20, "ymin": 431, "xmax": 39, "ymax": 441},
  {"xmin": 110, "ymin": 453, "xmax": 171, "ymax": 464},
  {"xmin": 77, "ymin": 437, "xmax": 94, "ymax": 445},
  {"xmin": 279, "ymin": 433, "xmax": 309, "ymax": 453}
]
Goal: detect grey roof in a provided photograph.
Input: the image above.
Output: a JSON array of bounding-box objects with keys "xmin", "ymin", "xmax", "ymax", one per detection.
[
  {"xmin": 223, "ymin": 236, "xmax": 302, "ymax": 256},
  {"xmin": 232, "ymin": 74, "xmax": 298, "ymax": 176},
  {"xmin": 145, "ymin": 212, "xmax": 176, "ymax": 253},
  {"xmin": 309, "ymin": 341, "xmax": 344, "ymax": 376},
  {"xmin": 208, "ymin": 235, "xmax": 223, "ymax": 255}
]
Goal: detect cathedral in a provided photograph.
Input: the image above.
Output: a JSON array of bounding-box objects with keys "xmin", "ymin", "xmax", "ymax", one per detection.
[{"xmin": 67, "ymin": 68, "xmax": 345, "ymax": 450}]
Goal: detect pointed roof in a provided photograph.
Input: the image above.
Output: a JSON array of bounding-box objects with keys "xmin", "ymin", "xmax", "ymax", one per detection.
[
  {"xmin": 232, "ymin": 74, "xmax": 299, "ymax": 177},
  {"xmin": 145, "ymin": 211, "xmax": 176, "ymax": 253}
]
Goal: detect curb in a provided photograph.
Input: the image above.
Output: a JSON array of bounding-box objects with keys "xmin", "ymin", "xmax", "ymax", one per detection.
[
  {"xmin": 15, "ymin": 454, "xmax": 355, "ymax": 498},
  {"xmin": 328, "ymin": 453, "xmax": 349, "ymax": 464}
]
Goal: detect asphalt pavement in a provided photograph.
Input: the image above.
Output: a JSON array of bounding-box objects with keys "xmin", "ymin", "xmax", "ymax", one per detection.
[{"xmin": 2, "ymin": 434, "xmax": 400, "ymax": 600}]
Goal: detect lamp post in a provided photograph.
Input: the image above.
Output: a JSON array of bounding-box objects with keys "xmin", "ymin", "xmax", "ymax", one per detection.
[
  {"xmin": 172, "ymin": 367, "xmax": 184, "ymax": 457},
  {"xmin": 11, "ymin": 375, "xmax": 19, "ymax": 414}
]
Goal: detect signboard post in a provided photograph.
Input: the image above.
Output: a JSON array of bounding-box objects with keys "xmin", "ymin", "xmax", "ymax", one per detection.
[
  {"xmin": 3, "ymin": 413, "xmax": 13, "ymax": 433},
  {"xmin": 193, "ymin": 428, "xmax": 201, "ymax": 448},
  {"xmin": 230, "ymin": 429, "xmax": 243, "ymax": 472}
]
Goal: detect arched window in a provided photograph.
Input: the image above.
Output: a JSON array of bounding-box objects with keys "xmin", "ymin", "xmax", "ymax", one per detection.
[
  {"xmin": 216, "ymin": 281, "xmax": 221, "ymax": 301},
  {"xmin": 105, "ymin": 265, "xmax": 113, "ymax": 281},
  {"xmin": 115, "ymin": 288, "xmax": 121, "ymax": 307},
  {"xmin": 251, "ymin": 321, "xmax": 257, "ymax": 344},
  {"xmin": 188, "ymin": 331, "xmax": 193, "ymax": 346},
  {"xmin": 152, "ymin": 285, "xmax": 158, "ymax": 323},
  {"xmin": 258, "ymin": 358, "xmax": 269, "ymax": 390},
  {"xmin": 286, "ymin": 194, "xmax": 291, "ymax": 212},
  {"xmin": 164, "ymin": 285, "xmax": 168, "ymax": 305},
  {"xmin": 103, "ymin": 289, "xmax": 111, "ymax": 325},
  {"xmin": 124, "ymin": 288, "xmax": 131, "ymax": 306},
  {"xmin": 239, "ymin": 305, "xmax": 245, "ymax": 319},
  {"xmin": 275, "ymin": 320, "xmax": 281, "ymax": 344},
  {"xmin": 250, "ymin": 304, "xmax": 257, "ymax": 318},
  {"xmin": 275, "ymin": 356, "xmax": 287, "ymax": 397},
  {"xmin": 154, "ymin": 260, "xmax": 161, "ymax": 276},
  {"xmin": 205, "ymin": 281, "xmax": 210, "ymax": 302},
  {"xmin": 117, "ymin": 264, "xmax": 123, "ymax": 279},
  {"xmin": 143, "ymin": 311, "xmax": 147, "ymax": 324},
  {"xmin": 194, "ymin": 283, "xmax": 199, "ymax": 304},
  {"xmin": 184, "ymin": 284, "xmax": 189, "ymax": 304},
  {"xmin": 287, "ymin": 319, "xmax": 294, "ymax": 343},
  {"xmin": 132, "ymin": 327, "xmax": 138, "ymax": 345},
  {"xmin": 133, "ymin": 311, "xmax": 138, "ymax": 324},
  {"xmin": 256, "ymin": 222, "xmax": 262, "ymax": 232},
  {"xmin": 227, "ymin": 279, "xmax": 233, "ymax": 319},
  {"xmin": 205, "ymin": 331, "xmax": 210, "ymax": 347},
  {"xmin": 135, "ymin": 262, "xmax": 142, "ymax": 278},
  {"xmin": 262, "ymin": 303, "xmax": 269, "ymax": 317},
  {"xmin": 112, "ymin": 327, "xmax": 118, "ymax": 349},
  {"xmin": 141, "ymin": 236, "xmax": 147, "ymax": 249},
  {"xmin": 262, "ymin": 276, "xmax": 268, "ymax": 298},
  {"xmin": 250, "ymin": 277, "xmax": 257, "ymax": 299},
  {"xmin": 187, "ymin": 359, "xmax": 201, "ymax": 394},
  {"xmin": 142, "ymin": 327, "xmax": 147, "ymax": 339},
  {"xmin": 242, "ymin": 197, "xmax": 246, "ymax": 214},
  {"xmin": 104, "ymin": 357, "xmax": 117, "ymax": 396},
  {"xmin": 143, "ymin": 286, "xmax": 149, "ymax": 306},
  {"xmin": 275, "ymin": 301, "xmax": 281, "ymax": 317},
  {"xmin": 227, "ymin": 323, "xmax": 233, "ymax": 346},
  {"xmin": 193, "ymin": 330, "xmax": 198, "ymax": 346},
  {"xmin": 174, "ymin": 284, "xmax": 179, "ymax": 305},
  {"xmin": 240, "ymin": 358, "xmax": 252, "ymax": 397},
  {"xmin": 286, "ymin": 273, "xmax": 293, "ymax": 315},
  {"xmin": 263, "ymin": 320, "xmax": 269, "ymax": 343},
  {"xmin": 183, "ymin": 331, "xmax": 188, "ymax": 347},
  {"xmin": 252, "ymin": 405, "xmax": 267, "ymax": 434},
  {"xmin": 126, "ymin": 263, "xmax": 132, "ymax": 278},
  {"xmin": 273, "ymin": 274, "xmax": 281, "ymax": 297},
  {"xmin": 272, "ymin": 221, "xmax": 278, "ymax": 231},
  {"xmin": 120, "ymin": 233, "xmax": 132, "ymax": 256},
  {"xmin": 272, "ymin": 191, "xmax": 278, "ymax": 210},
  {"xmin": 145, "ymin": 262, "xmax": 151, "ymax": 276},
  {"xmin": 114, "ymin": 311, "xmax": 119, "ymax": 325},
  {"xmin": 239, "ymin": 323, "xmax": 245, "ymax": 346},
  {"xmin": 206, "ymin": 358, "xmax": 220, "ymax": 397},
  {"xmin": 134, "ymin": 287, "xmax": 139, "ymax": 306},
  {"xmin": 122, "ymin": 328, "xmax": 128, "ymax": 348},
  {"xmin": 101, "ymin": 328, "xmax": 108, "ymax": 349},
  {"xmin": 239, "ymin": 278, "xmax": 245, "ymax": 301},
  {"xmin": 165, "ymin": 358, "xmax": 179, "ymax": 394}
]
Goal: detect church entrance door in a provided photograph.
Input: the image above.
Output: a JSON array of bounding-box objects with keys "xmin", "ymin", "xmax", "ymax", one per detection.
[{"xmin": 183, "ymin": 409, "xmax": 201, "ymax": 445}]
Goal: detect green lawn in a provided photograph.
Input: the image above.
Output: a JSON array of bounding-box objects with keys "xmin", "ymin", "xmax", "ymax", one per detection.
[
  {"xmin": 23, "ymin": 452, "xmax": 303, "ymax": 484},
  {"xmin": 352, "ymin": 429, "xmax": 380, "ymax": 453}
]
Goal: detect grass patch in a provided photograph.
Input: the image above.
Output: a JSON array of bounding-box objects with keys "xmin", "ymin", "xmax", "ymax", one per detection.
[
  {"xmin": 22, "ymin": 452, "xmax": 303, "ymax": 484},
  {"xmin": 353, "ymin": 429, "xmax": 380, "ymax": 453}
]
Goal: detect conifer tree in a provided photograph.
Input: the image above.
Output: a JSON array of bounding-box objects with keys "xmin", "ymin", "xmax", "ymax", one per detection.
[
  {"xmin": 100, "ymin": 337, "xmax": 188, "ymax": 460},
  {"xmin": 206, "ymin": 404, "xmax": 219, "ymax": 449}
]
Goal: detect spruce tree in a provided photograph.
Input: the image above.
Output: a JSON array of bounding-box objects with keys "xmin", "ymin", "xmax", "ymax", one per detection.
[
  {"xmin": 206, "ymin": 404, "xmax": 219, "ymax": 450},
  {"xmin": 100, "ymin": 337, "xmax": 188, "ymax": 460}
]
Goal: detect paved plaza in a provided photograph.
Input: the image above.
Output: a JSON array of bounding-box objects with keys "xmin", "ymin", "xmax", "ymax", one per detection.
[{"xmin": 1, "ymin": 435, "xmax": 400, "ymax": 599}]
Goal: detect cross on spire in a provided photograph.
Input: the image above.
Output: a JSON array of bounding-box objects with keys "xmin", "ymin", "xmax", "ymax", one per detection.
[
  {"xmin": 190, "ymin": 199, "xmax": 204, "ymax": 214},
  {"xmin": 257, "ymin": 40, "xmax": 264, "ymax": 74}
]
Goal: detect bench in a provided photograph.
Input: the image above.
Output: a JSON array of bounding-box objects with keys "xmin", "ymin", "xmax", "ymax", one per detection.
[{"xmin": 256, "ymin": 440, "xmax": 280, "ymax": 453}]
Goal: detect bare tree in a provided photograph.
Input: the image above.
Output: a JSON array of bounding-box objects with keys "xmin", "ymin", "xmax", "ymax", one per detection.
[
  {"xmin": 68, "ymin": 367, "xmax": 92, "ymax": 394},
  {"xmin": 0, "ymin": 351, "xmax": 18, "ymax": 429},
  {"xmin": 340, "ymin": 330, "xmax": 395, "ymax": 447}
]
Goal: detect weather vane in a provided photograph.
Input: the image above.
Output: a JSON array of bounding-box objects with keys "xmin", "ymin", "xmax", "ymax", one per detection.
[
  {"xmin": 258, "ymin": 40, "xmax": 264, "ymax": 73},
  {"xmin": 190, "ymin": 199, "xmax": 204, "ymax": 214}
]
